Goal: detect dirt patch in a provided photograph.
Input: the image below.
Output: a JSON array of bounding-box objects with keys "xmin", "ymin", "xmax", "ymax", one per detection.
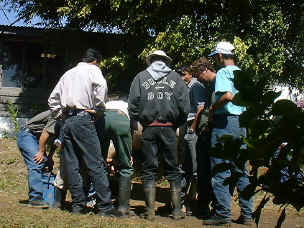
[{"xmin": 0, "ymin": 138, "xmax": 304, "ymax": 228}]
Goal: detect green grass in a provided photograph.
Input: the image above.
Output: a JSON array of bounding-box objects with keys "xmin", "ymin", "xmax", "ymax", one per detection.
[{"xmin": 1, "ymin": 138, "xmax": 304, "ymax": 228}]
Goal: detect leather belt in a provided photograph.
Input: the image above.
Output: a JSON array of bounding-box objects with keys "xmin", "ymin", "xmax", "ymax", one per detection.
[
  {"xmin": 64, "ymin": 109, "xmax": 89, "ymax": 117},
  {"xmin": 148, "ymin": 120, "xmax": 174, "ymax": 127}
]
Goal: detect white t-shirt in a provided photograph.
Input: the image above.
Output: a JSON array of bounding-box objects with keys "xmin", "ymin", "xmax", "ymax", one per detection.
[{"xmin": 105, "ymin": 100, "xmax": 129, "ymax": 119}]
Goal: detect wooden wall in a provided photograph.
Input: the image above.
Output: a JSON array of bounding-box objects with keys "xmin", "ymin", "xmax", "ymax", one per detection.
[{"xmin": 0, "ymin": 87, "xmax": 50, "ymax": 118}]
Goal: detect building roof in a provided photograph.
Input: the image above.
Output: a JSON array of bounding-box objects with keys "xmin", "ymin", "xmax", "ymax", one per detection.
[
  {"xmin": 0, "ymin": 24, "xmax": 58, "ymax": 35},
  {"xmin": 0, "ymin": 24, "xmax": 125, "ymax": 37}
]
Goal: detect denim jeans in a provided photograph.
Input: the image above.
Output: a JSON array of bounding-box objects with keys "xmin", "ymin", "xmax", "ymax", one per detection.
[
  {"xmin": 210, "ymin": 115, "xmax": 253, "ymax": 219},
  {"xmin": 183, "ymin": 131, "xmax": 198, "ymax": 178},
  {"xmin": 17, "ymin": 129, "xmax": 46, "ymax": 202},
  {"xmin": 62, "ymin": 113, "xmax": 113, "ymax": 212},
  {"xmin": 141, "ymin": 126, "xmax": 182, "ymax": 187}
]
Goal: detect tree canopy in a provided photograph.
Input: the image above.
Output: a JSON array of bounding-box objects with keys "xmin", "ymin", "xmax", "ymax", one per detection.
[
  {"xmin": 3, "ymin": 0, "xmax": 304, "ymax": 90},
  {"xmin": 2, "ymin": 1, "xmax": 304, "ymax": 226}
]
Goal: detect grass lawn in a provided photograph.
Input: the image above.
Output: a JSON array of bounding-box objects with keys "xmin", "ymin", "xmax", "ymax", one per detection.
[{"xmin": 1, "ymin": 138, "xmax": 304, "ymax": 228}]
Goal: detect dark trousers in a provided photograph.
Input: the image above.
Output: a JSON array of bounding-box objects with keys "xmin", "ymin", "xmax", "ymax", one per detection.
[
  {"xmin": 183, "ymin": 127, "xmax": 198, "ymax": 178},
  {"xmin": 141, "ymin": 126, "xmax": 182, "ymax": 186},
  {"xmin": 63, "ymin": 114, "xmax": 113, "ymax": 211},
  {"xmin": 196, "ymin": 131, "xmax": 213, "ymax": 208}
]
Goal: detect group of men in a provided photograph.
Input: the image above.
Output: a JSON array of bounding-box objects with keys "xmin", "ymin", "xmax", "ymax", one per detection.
[
  {"xmin": 17, "ymin": 41, "xmax": 253, "ymax": 226},
  {"xmin": 177, "ymin": 41, "xmax": 253, "ymax": 226}
]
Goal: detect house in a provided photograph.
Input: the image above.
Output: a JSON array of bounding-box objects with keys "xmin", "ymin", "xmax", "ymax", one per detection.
[{"xmin": 0, "ymin": 25, "xmax": 137, "ymax": 137}]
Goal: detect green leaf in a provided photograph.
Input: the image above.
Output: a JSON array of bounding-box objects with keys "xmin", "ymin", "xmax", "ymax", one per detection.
[
  {"xmin": 232, "ymin": 93, "xmax": 250, "ymax": 106},
  {"xmin": 271, "ymin": 99, "xmax": 298, "ymax": 116},
  {"xmin": 263, "ymin": 91, "xmax": 281, "ymax": 106}
]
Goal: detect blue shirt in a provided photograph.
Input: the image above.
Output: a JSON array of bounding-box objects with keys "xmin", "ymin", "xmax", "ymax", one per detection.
[
  {"xmin": 214, "ymin": 65, "xmax": 246, "ymax": 115},
  {"xmin": 187, "ymin": 80, "xmax": 209, "ymax": 121}
]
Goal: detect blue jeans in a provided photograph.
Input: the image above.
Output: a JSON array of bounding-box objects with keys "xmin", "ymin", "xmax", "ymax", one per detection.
[
  {"xmin": 183, "ymin": 131, "xmax": 198, "ymax": 178},
  {"xmin": 210, "ymin": 115, "xmax": 253, "ymax": 219},
  {"xmin": 17, "ymin": 129, "xmax": 46, "ymax": 202}
]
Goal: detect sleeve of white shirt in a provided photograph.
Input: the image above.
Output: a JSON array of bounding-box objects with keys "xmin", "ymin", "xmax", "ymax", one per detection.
[
  {"xmin": 91, "ymin": 68, "xmax": 108, "ymax": 109},
  {"xmin": 48, "ymin": 79, "xmax": 63, "ymax": 118}
]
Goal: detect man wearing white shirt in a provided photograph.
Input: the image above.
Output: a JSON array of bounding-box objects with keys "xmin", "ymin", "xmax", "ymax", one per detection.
[
  {"xmin": 48, "ymin": 49, "xmax": 119, "ymax": 217},
  {"xmin": 96, "ymin": 95, "xmax": 134, "ymax": 217}
]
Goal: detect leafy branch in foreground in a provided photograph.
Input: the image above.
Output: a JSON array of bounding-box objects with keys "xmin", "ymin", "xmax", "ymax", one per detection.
[{"xmin": 210, "ymin": 69, "xmax": 304, "ymax": 227}]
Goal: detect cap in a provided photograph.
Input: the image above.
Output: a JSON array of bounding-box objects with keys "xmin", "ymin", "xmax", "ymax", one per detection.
[{"xmin": 209, "ymin": 41, "xmax": 235, "ymax": 56}]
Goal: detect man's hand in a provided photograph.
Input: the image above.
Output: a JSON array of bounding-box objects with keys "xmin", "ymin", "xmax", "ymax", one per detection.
[
  {"xmin": 34, "ymin": 150, "xmax": 45, "ymax": 164},
  {"xmin": 197, "ymin": 105, "xmax": 205, "ymax": 115},
  {"xmin": 106, "ymin": 158, "xmax": 116, "ymax": 176},
  {"xmin": 85, "ymin": 109, "xmax": 104, "ymax": 120},
  {"xmin": 85, "ymin": 109, "xmax": 96, "ymax": 115}
]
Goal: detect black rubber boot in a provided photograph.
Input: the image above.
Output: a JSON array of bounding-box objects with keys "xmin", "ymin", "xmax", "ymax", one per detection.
[
  {"xmin": 117, "ymin": 176, "xmax": 133, "ymax": 217},
  {"xmin": 170, "ymin": 182, "xmax": 185, "ymax": 220},
  {"xmin": 53, "ymin": 187, "xmax": 67, "ymax": 209},
  {"xmin": 140, "ymin": 185, "xmax": 156, "ymax": 221}
]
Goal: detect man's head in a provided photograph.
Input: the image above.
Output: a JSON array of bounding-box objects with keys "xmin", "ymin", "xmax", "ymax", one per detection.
[
  {"xmin": 177, "ymin": 66, "xmax": 193, "ymax": 85},
  {"xmin": 191, "ymin": 57, "xmax": 216, "ymax": 83},
  {"xmin": 82, "ymin": 48, "xmax": 101, "ymax": 64},
  {"xmin": 209, "ymin": 41, "xmax": 235, "ymax": 66},
  {"xmin": 146, "ymin": 50, "xmax": 172, "ymax": 66}
]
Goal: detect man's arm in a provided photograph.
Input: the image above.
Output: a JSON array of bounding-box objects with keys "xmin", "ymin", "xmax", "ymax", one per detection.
[
  {"xmin": 209, "ymin": 68, "xmax": 235, "ymax": 121},
  {"xmin": 209, "ymin": 91, "xmax": 233, "ymax": 122},
  {"xmin": 128, "ymin": 75, "xmax": 141, "ymax": 121},
  {"xmin": 175, "ymin": 76, "xmax": 191, "ymax": 126},
  {"xmin": 34, "ymin": 128, "xmax": 58, "ymax": 171},
  {"xmin": 191, "ymin": 104, "xmax": 205, "ymax": 132},
  {"xmin": 34, "ymin": 129, "xmax": 50, "ymax": 164},
  {"xmin": 92, "ymin": 68, "xmax": 108, "ymax": 110},
  {"xmin": 48, "ymin": 79, "xmax": 63, "ymax": 118},
  {"xmin": 85, "ymin": 68, "xmax": 107, "ymax": 118},
  {"xmin": 188, "ymin": 83, "xmax": 209, "ymax": 132},
  {"xmin": 46, "ymin": 140, "xmax": 60, "ymax": 170},
  {"xmin": 210, "ymin": 91, "xmax": 233, "ymax": 111}
]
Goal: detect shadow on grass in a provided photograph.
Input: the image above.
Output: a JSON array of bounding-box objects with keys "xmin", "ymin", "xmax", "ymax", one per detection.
[{"xmin": 131, "ymin": 182, "xmax": 172, "ymax": 217}]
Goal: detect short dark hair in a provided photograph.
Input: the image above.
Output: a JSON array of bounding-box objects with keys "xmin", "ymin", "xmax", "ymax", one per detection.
[
  {"xmin": 176, "ymin": 65, "xmax": 191, "ymax": 76},
  {"xmin": 222, "ymin": 54, "xmax": 235, "ymax": 60},
  {"xmin": 191, "ymin": 57, "xmax": 215, "ymax": 77},
  {"xmin": 82, "ymin": 48, "xmax": 101, "ymax": 63}
]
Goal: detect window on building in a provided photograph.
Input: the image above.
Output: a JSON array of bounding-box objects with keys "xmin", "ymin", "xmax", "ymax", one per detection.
[{"xmin": 0, "ymin": 40, "xmax": 63, "ymax": 88}]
